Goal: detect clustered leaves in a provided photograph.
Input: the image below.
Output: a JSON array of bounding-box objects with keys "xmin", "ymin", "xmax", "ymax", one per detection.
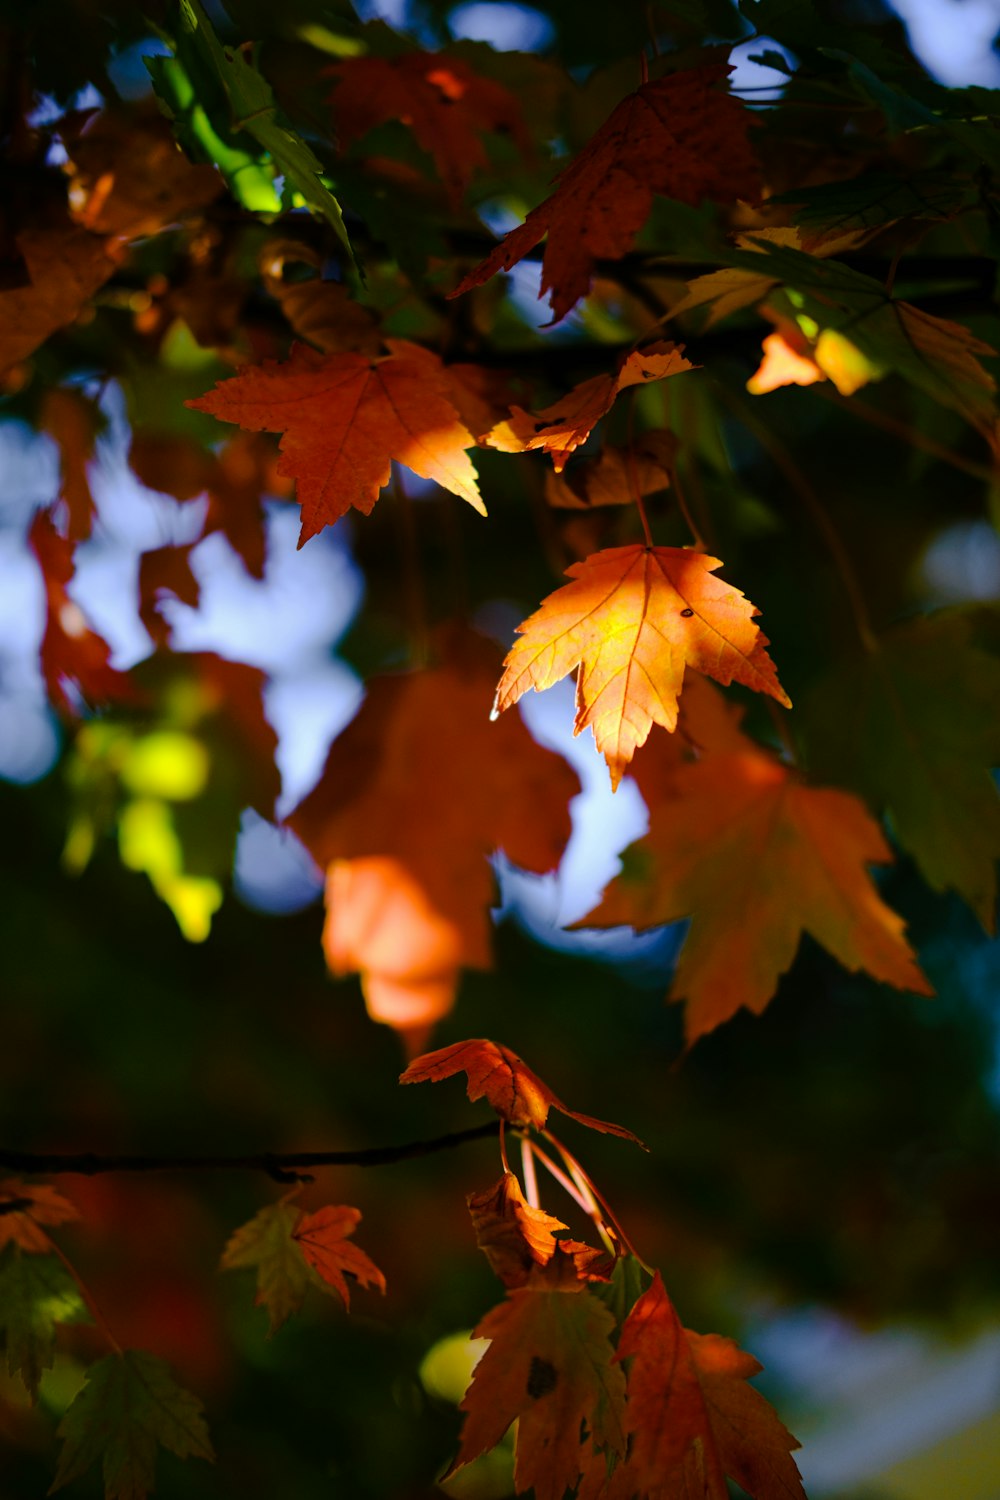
[{"xmin": 4, "ymin": 0, "xmax": 1000, "ymax": 1493}]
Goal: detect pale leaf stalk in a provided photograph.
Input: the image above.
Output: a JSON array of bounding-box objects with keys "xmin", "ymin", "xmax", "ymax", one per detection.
[
  {"xmin": 542, "ymin": 1129, "xmax": 652, "ymax": 1271},
  {"xmin": 520, "ymin": 1135, "xmax": 540, "ymax": 1209},
  {"xmin": 529, "ymin": 1141, "xmax": 617, "ymax": 1255}
]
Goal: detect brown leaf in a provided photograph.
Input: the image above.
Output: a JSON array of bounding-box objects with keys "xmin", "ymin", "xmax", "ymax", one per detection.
[
  {"xmin": 401, "ymin": 1037, "xmax": 645, "ymax": 1145},
  {"xmin": 467, "ymin": 1173, "xmax": 568, "ymax": 1288},
  {"xmin": 545, "ymin": 432, "xmax": 676, "ymax": 509},
  {"xmin": 62, "ymin": 106, "xmax": 221, "ymax": 240},
  {"xmin": 487, "ymin": 343, "xmax": 694, "ymax": 472},
  {"xmin": 40, "ymin": 388, "xmax": 100, "ymax": 542},
  {"xmin": 29, "ymin": 509, "xmax": 136, "ymax": 715},
  {"xmin": 329, "ymin": 51, "xmax": 531, "ymax": 204},
  {"xmin": 138, "ymin": 546, "xmax": 200, "ymax": 648},
  {"xmin": 0, "ymin": 225, "xmax": 117, "ymax": 376}
]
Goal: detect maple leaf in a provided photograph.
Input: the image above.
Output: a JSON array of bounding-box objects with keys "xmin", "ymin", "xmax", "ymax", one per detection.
[
  {"xmin": 0, "ymin": 1247, "xmax": 87, "ymax": 1401},
  {"xmin": 221, "ymin": 1202, "xmax": 315, "ymax": 1334},
  {"xmin": 747, "ymin": 323, "xmax": 878, "ymax": 397},
  {"xmin": 221, "ymin": 1201, "xmax": 381, "ymax": 1331},
  {"xmin": 40, "ymin": 388, "xmax": 100, "ymax": 542},
  {"xmin": 259, "ymin": 239, "xmax": 382, "ymax": 357},
  {"xmin": 451, "ymin": 1286, "xmax": 626, "ymax": 1500},
  {"xmin": 452, "ymin": 62, "xmax": 760, "ymax": 322},
  {"xmin": 467, "ymin": 1173, "xmax": 569, "ymax": 1288},
  {"xmin": 329, "ymin": 50, "xmax": 531, "ymax": 205},
  {"xmin": 493, "ymin": 544, "xmax": 789, "ymax": 789},
  {"xmin": 29, "ymin": 510, "xmax": 136, "ymax": 715},
  {"xmin": 0, "ymin": 1179, "xmax": 79, "ymax": 1253},
  {"xmin": 292, "ymin": 1205, "xmax": 385, "ymax": 1310},
  {"xmin": 544, "ymin": 432, "xmax": 676, "ymax": 510},
  {"xmin": 188, "ymin": 339, "xmax": 486, "ymax": 544},
  {"xmin": 606, "ymin": 1273, "xmax": 806, "ymax": 1500},
  {"xmin": 804, "ymin": 612, "xmax": 1000, "ymax": 930},
  {"xmin": 401, "ymin": 1038, "xmax": 644, "ymax": 1145},
  {"xmin": 0, "ymin": 224, "xmax": 118, "ymax": 376},
  {"xmin": 487, "ymin": 343, "xmax": 694, "ymax": 472},
  {"xmin": 583, "ymin": 736, "xmax": 932, "ymax": 1043},
  {"xmin": 138, "ymin": 546, "xmax": 200, "ymax": 648},
  {"xmin": 666, "ymin": 225, "xmax": 871, "ymax": 326},
  {"xmin": 61, "ymin": 105, "xmax": 221, "ymax": 241},
  {"xmin": 288, "ymin": 626, "xmax": 579, "ymax": 1042},
  {"xmin": 50, "ymin": 1349, "xmax": 214, "ymax": 1500}
]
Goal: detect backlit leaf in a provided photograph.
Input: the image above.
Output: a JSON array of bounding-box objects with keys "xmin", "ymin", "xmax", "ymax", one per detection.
[
  {"xmin": 292, "ymin": 1206, "xmax": 385, "ymax": 1310},
  {"xmin": 188, "ymin": 340, "xmax": 486, "ymax": 544},
  {"xmin": 401, "ymin": 1037, "xmax": 644, "ymax": 1144},
  {"xmin": 450, "ymin": 1286, "xmax": 626, "ymax": 1500},
  {"xmin": 486, "ymin": 344, "xmax": 694, "ymax": 472},
  {"xmin": 493, "ymin": 544, "xmax": 789, "ymax": 788}
]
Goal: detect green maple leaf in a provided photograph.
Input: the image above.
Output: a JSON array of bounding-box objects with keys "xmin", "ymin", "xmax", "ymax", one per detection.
[
  {"xmin": 147, "ymin": 0, "xmax": 355, "ymax": 267},
  {"xmin": 804, "ymin": 611, "xmax": 1000, "ymax": 929},
  {"xmin": 0, "ymin": 1247, "xmax": 87, "ymax": 1401},
  {"xmin": 50, "ymin": 1350, "xmax": 214, "ymax": 1500},
  {"xmin": 220, "ymin": 1201, "xmax": 320, "ymax": 1334}
]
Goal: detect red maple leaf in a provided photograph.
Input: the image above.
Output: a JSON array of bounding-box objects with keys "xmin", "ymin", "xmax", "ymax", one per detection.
[{"xmin": 452, "ymin": 62, "xmax": 760, "ymax": 322}]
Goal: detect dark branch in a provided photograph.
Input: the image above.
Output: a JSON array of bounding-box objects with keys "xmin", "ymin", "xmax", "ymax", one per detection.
[{"xmin": 0, "ymin": 1121, "xmax": 498, "ymax": 1186}]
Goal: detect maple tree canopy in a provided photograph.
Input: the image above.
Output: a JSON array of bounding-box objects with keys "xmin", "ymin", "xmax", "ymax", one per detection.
[{"xmin": 3, "ymin": 1, "xmax": 1000, "ymax": 1499}]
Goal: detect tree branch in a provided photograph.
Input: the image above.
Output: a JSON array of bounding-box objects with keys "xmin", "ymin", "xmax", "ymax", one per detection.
[{"xmin": 0, "ymin": 1121, "xmax": 498, "ymax": 1185}]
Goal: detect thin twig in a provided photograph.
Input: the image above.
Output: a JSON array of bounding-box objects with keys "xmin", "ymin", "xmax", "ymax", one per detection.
[
  {"xmin": 43, "ymin": 1233, "xmax": 123, "ymax": 1356},
  {"xmin": 0, "ymin": 1121, "xmax": 499, "ymax": 1185}
]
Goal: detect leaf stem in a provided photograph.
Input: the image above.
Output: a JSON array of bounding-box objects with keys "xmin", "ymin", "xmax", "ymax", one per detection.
[
  {"xmin": 669, "ymin": 461, "xmax": 705, "ymax": 550},
  {"xmin": 542, "ymin": 1129, "xmax": 651, "ymax": 1271},
  {"xmin": 530, "ymin": 1141, "xmax": 616, "ymax": 1255},
  {"xmin": 41, "ymin": 1232, "xmax": 123, "ymax": 1356}
]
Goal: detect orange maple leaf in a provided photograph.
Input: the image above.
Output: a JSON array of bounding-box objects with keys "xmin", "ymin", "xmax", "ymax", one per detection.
[
  {"xmin": 188, "ymin": 340, "xmax": 486, "ymax": 545},
  {"xmin": 29, "ymin": 509, "xmax": 136, "ymax": 715},
  {"xmin": 467, "ymin": 1172, "xmax": 568, "ymax": 1288},
  {"xmin": 583, "ymin": 726, "xmax": 932, "ymax": 1042},
  {"xmin": 487, "ymin": 343, "xmax": 693, "ymax": 472},
  {"xmin": 493, "ymin": 544, "xmax": 789, "ymax": 789},
  {"xmin": 292, "ymin": 1206, "xmax": 385, "ymax": 1311},
  {"xmin": 401, "ymin": 1037, "xmax": 644, "ymax": 1145},
  {"xmin": 452, "ymin": 62, "xmax": 760, "ymax": 322},
  {"xmin": 0, "ymin": 1179, "xmax": 79, "ymax": 1254},
  {"xmin": 600, "ymin": 1273, "xmax": 806, "ymax": 1500},
  {"xmin": 451, "ymin": 1286, "xmax": 627, "ymax": 1500},
  {"xmin": 287, "ymin": 626, "xmax": 580, "ymax": 1044},
  {"xmin": 329, "ymin": 51, "xmax": 531, "ymax": 205}
]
